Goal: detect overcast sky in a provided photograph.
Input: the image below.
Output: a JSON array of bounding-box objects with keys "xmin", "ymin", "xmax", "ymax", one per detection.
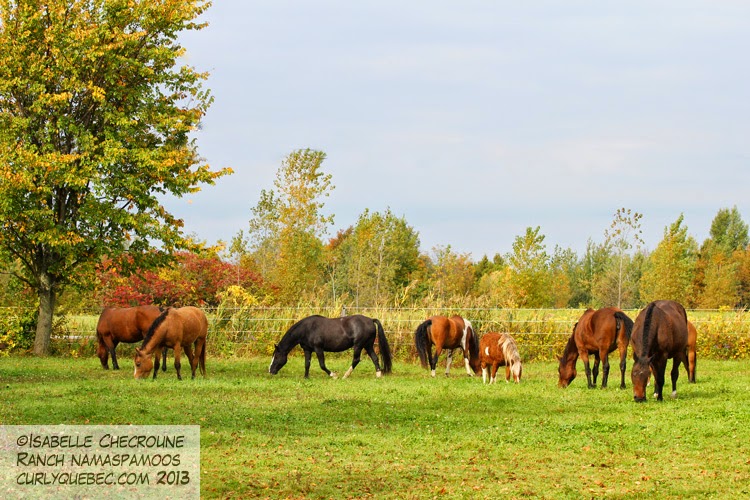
[{"xmin": 164, "ymin": 1, "xmax": 750, "ymax": 259}]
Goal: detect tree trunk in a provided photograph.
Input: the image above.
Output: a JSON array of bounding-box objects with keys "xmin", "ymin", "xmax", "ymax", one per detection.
[{"xmin": 33, "ymin": 272, "xmax": 57, "ymax": 356}]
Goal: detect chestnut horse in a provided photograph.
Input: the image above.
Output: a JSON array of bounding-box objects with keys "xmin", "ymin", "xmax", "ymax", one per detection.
[
  {"xmin": 687, "ymin": 320, "xmax": 697, "ymax": 383},
  {"xmin": 630, "ymin": 300, "xmax": 689, "ymax": 402},
  {"xmin": 480, "ymin": 332, "xmax": 522, "ymax": 383},
  {"xmin": 133, "ymin": 306, "xmax": 207, "ymax": 380},
  {"xmin": 557, "ymin": 307, "xmax": 634, "ymax": 389},
  {"xmin": 268, "ymin": 315, "xmax": 392, "ymax": 378},
  {"xmin": 414, "ymin": 315, "xmax": 480, "ymax": 377},
  {"xmin": 96, "ymin": 305, "xmax": 166, "ymax": 370}
]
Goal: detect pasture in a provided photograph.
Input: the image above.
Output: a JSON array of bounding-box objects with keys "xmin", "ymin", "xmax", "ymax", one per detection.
[{"xmin": 2, "ymin": 356, "xmax": 750, "ymax": 498}]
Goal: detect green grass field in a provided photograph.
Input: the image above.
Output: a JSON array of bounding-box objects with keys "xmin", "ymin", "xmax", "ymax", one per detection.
[{"xmin": 2, "ymin": 355, "xmax": 750, "ymax": 499}]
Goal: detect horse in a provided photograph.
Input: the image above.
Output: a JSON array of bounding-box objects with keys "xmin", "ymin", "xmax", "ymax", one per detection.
[
  {"xmin": 557, "ymin": 307, "xmax": 634, "ymax": 389},
  {"xmin": 414, "ymin": 315, "xmax": 480, "ymax": 377},
  {"xmin": 479, "ymin": 332, "xmax": 522, "ymax": 383},
  {"xmin": 687, "ymin": 320, "xmax": 697, "ymax": 383},
  {"xmin": 268, "ymin": 315, "xmax": 393, "ymax": 378},
  {"xmin": 133, "ymin": 306, "xmax": 207, "ymax": 380},
  {"xmin": 630, "ymin": 300, "xmax": 689, "ymax": 402},
  {"xmin": 96, "ymin": 305, "xmax": 167, "ymax": 370}
]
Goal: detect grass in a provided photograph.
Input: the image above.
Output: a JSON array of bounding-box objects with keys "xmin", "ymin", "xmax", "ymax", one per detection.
[{"xmin": 2, "ymin": 355, "xmax": 750, "ymax": 498}]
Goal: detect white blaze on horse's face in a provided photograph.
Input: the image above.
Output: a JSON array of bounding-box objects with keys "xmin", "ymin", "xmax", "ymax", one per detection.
[{"xmin": 269, "ymin": 354, "xmax": 275, "ymax": 374}]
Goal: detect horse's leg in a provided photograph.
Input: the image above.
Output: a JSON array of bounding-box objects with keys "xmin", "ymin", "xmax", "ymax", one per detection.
[
  {"xmin": 444, "ymin": 348, "xmax": 454, "ymax": 377},
  {"xmin": 491, "ymin": 363, "xmax": 499, "ymax": 384},
  {"xmin": 152, "ymin": 346, "xmax": 162, "ymax": 380},
  {"xmin": 505, "ymin": 363, "xmax": 511, "ymax": 382},
  {"xmin": 343, "ymin": 346, "xmax": 363, "ymax": 379},
  {"xmin": 161, "ymin": 348, "xmax": 168, "ymax": 372},
  {"xmin": 670, "ymin": 355, "xmax": 685, "ymax": 398},
  {"xmin": 303, "ymin": 349, "xmax": 313, "ymax": 378},
  {"xmin": 363, "ymin": 345, "xmax": 383, "ymax": 378},
  {"xmin": 580, "ymin": 351, "xmax": 594, "ymax": 389},
  {"xmin": 600, "ymin": 349, "xmax": 610, "ymax": 389},
  {"xmin": 652, "ymin": 358, "xmax": 667, "ymax": 401},
  {"xmin": 109, "ymin": 340, "xmax": 120, "ymax": 370},
  {"xmin": 592, "ymin": 354, "xmax": 600, "ymax": 386},
  {"xmin": 481, "ymin": 364, "xmax": 488, "ymax": 384},
  {"xmin": 430, "ymin": 345, "xmax": 442, "ymax": 378},
  {"xmin": 315, "ymin": 348, "xmax": 336, "ymax": 378},
  {"xmin": 173, "ymin": 344, "xmax": 183, "ymax": 380},
  {"xmin": 619, "ymin": 344, "xmax": 628, "ymax": 390},
  {"xmin": 462, "ymin": 349, "xmax": 473, "ymax": 376},
  {"xmin": 184, "ymin": 344, "xmax": 196, "ymax": 379}
]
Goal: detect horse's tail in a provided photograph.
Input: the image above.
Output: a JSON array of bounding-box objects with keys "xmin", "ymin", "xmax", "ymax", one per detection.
[
  {"xmin": 614, "ymin": 311, "xmax": 634, "ymax": 340},
  {"xmin": 199, "ymin": 339, "xmax": 207, "ymax": 376},
  {"xmin": 641, "ymin": 302, "xmax": 657, "ymax": 351},
  {"xmin": 373, "ymin": 319, "xmax": 392, "ymax": 374},
  {"xmin": 414, "ymin": 319, "xmax": 432, "ymax": 368},
  {"xmin": 467, "ymin": 324, "xmax": 480, "ymax": 361}
]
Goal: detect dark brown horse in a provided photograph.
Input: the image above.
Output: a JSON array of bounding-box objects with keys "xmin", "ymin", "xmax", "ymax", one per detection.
[
  {"xmin": 96, "ymin": 305, "xmax": 166, "ymax": 370},
  {"xmin": 414, "ymin": 315, "xmax": 480, "ymax": 377},
  {"xmin": 268, "ymin": 315, "xmax": 392, "ymax": 378},
  {"xmin": 557, "ymin": 307, "xmax": 634, "ymax": 389},
  {"xmin": 479, "ymin": 332, "xmax": 522, "ymax": 383},
  {"xmin": 687, "ymin": 320, "xmax": 697, "ymax": 383},
  {"xmin": 631, "ymin": 300, "xmax": 689, "ymax": 402},
  {"xmin": 133, "ymin": 306, "xmax": 207, "ymax": 380}
]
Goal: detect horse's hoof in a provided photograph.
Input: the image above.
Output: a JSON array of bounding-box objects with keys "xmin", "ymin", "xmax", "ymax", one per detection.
[
  {"xmin": 376, "ymin": 371, "xmax": 382, "ymax": 378},
  {"xmin": 671, "ymin": 391, "xmax": 677, "ymax": 398},
  {"xmin": 330, "ymin": 372, "xmax": 338, "ymax": 379}
]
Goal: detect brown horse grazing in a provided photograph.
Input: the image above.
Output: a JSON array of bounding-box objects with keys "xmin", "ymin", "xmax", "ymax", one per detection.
[
  {"xmin": 557, "ymin": 307, "xmax": 634, "ymax": 389},
  {"xmin": 96, "ymin": 305, "xmax": 166, "ymax": 370},
  {"xmin": 687, "ymin": 320, "xmax": 697, "ymax": 383},
  {"xmin": 133, "ymin": 306, "xmax": 207, "ymax": 380},
  {"xmin": 631, "ymin": 300, "xmax": 689, "ymax": 402},
  {"xmin": 414, "ymin": 315, "xmax": 480, "ymax": 377},
  {"xmin": 479, "ymin": 332, "xmax": 522, "ymax": 383}
]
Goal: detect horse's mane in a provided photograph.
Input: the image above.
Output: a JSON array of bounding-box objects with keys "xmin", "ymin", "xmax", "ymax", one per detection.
[
  {"xmin": 499, "ymin": 333, "xmax": 521, "ymax": 363},
  {"xmin": 640, "ymin": 302, "xmax": 657, "ymax": 354},
  {"xmin": 561, "ymin": 324, "xmax": 578, "ymax": 360},
  {"xmin": 142, "ymin": 308, "xmax": 170, "ymax": 347}
]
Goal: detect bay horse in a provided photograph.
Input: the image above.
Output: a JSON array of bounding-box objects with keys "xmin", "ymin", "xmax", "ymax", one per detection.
[
  {"xmin": 133, "ymin": 306, "xmax": 207, "ymax": 380},
  {"xmin": 414, "ymin": 315, "xmax": 480, "ymax": 377},
  {"xmin": 630, "ymin": 300, "xmax": 689, "ymax": 402},
  {"xmin": 687, "ymin": 320, "xmax": 697, "ymax": 383},
  {"xmin": 479, "ymin": 332, "xmax": 522, "ymax": 383},
  {"xmin": 96, "ymin": 305, "xmax": 166, "ymax": 370},
  {"xmin": 557, "ymin": 307, "xmax": 634, "ymax": 389},
  {"xmin": 268, "ymin": 315, "xmax": 392, "ymax": 378}
]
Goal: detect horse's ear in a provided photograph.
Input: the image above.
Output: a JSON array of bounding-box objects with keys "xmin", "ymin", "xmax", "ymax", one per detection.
[
  {"xmin": 556, "ymin": 354, "xmax": 562, "ymax": 362},
  {"xmin": 135, "ymin": 348, "xmax": 141, "ymax": 355}
]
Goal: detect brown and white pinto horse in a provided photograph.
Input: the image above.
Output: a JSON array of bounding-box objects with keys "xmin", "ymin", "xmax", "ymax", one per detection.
[
  {"xmin": 414, "ymin": 315, "xmax": 480, "ymax": 377},
  {"xmin": 631, "ymin": 300, "xmax": 689, "ymax": 402},
  {"xmin": 557, "ymin": 307, "xmax": 634, "ymax": 389},
  {"xmin": 479, "ymin": 332, "xmax": 522, "ymax": 383}
]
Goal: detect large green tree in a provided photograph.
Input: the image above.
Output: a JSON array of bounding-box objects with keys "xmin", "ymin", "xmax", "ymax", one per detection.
[
  {"xmin": 507, "ymin": 226, "xmax": 551, "ymax": 307},
  {"xmin": 0, "ymin": 0, "xmax": 227, "ymax": 354},
  {"xmin": 640, "ymin": 214, "xmax": 697, "ymax": 305},
  {"xmin": 246, "ymin": 149, "xmax": 334, "ymax": 303}
]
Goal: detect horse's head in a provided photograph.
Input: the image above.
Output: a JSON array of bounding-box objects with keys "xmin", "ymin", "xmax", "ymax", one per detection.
[
  {"xmin": 268, "ymin": 344, "xmax": 287, "ymax": 375},
  {"xmin": 133, "ymin": 348, "xmax": 154, "ymax": 379},
  {"xmin": 557, "ymin": 355, "xmax": 576, "ymax": 388},
  {"xmin": 510, "ymin": 361, "xmax": 522, "ymax": 383},
  {"xmin": 631, "ymin": 356, "xmax": 651, "ymax": 402}
]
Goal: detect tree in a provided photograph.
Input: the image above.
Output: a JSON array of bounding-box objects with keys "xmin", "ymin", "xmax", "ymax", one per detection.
[
  {"xmin": 245, "ymin": 149, "xmax": 334, "ymax": 302},
  {"xmin": 640, "ymin": 215, "xmax": 697, "ymax": 305},
  {"xmin": 603, "ymin": 208, "xmax": 644, "ymax": 307},
  {"xmin": 332, "ymin": 209, "xmax": 421, "ymax": 306},
  {"xmin": 709, "ymin": 206, "xmax": 749, "ymax": 255},
  {"xmin": 507, "ymin": 226, "xmax": 551, "ymax": 307},
  {"xmin": 430, "ymin": 245, "xmax": 475, "ymax": 302},
  {"xmin": 0, "ymin": 0, "xmax": 228, "ymax": 355}
]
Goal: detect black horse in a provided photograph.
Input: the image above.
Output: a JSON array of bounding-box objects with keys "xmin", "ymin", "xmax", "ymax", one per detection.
[{"xmin": 268, "ymin": 315, "xmax": 393, "ymax": 378}]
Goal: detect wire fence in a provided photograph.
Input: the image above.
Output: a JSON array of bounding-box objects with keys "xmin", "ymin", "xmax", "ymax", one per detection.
[{"xmin": 28, "ymin": 305, "xmax": 750, "ymax": 361}]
